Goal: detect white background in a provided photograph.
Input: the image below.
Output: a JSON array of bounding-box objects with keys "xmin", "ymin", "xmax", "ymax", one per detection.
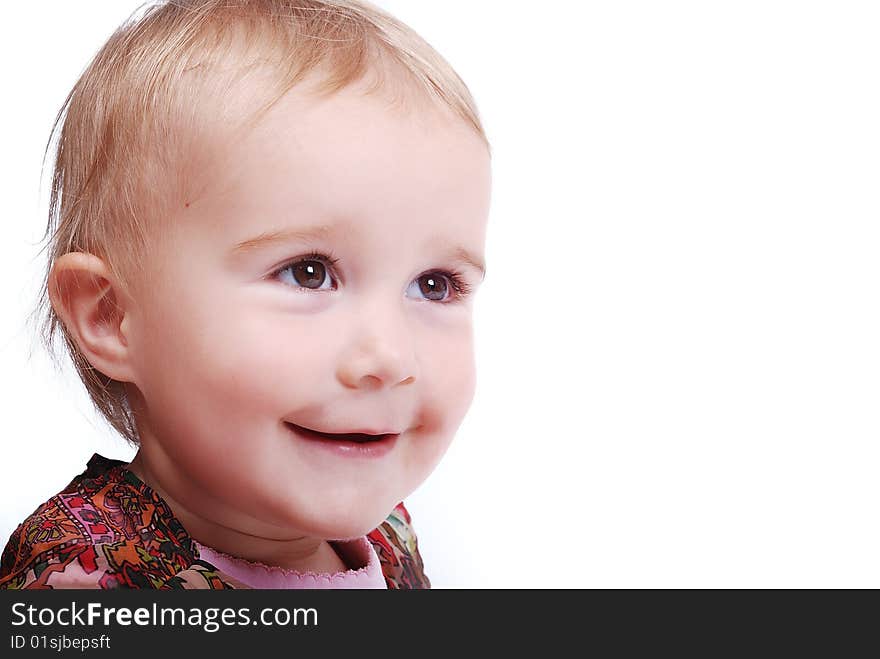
[{"xmin": 1, "ymin": 1, "xmax": 878, "ymax": 588}]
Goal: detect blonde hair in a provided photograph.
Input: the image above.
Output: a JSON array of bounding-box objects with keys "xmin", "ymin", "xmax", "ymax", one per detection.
[{"xmin": 36, "ymin": 0, "xmax": 489, "ymax": 445}]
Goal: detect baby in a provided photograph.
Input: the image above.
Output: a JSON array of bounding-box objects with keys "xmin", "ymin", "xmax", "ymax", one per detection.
[{"xmin": 0, "ymin": 0, "xmax": 490, "ymax": 589}]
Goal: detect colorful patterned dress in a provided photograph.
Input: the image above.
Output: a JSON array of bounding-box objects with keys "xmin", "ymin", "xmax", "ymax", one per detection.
[{"xmin": 0, "ymin": 454, "xmax": 430, "ymax": 589}]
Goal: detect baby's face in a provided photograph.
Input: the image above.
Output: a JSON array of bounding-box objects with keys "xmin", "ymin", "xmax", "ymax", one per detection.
[{"xmin": 123, "ymin": 80, "xmax": 490, "ymax": 540}]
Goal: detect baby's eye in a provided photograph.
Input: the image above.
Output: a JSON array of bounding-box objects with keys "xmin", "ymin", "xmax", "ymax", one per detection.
[
  {"xmin": 406, "ymin": 273, "xmax": 466, "ymax": 303},
  {"xmin": 276, "ymin": 257, "xmax": 336, "ymax": 291}
]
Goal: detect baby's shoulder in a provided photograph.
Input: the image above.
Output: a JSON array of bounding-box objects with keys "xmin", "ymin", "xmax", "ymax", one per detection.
[
  {"xmin": 0, "ymin": 491, "xmax": 106, "ymax": 589},
  {"xmin": 367, "ymin": 502, "xmax": 431, "ymax": 589},
  {"xmin": 0, "ymin": 456, "xmax": 200, "ymax": 590}
]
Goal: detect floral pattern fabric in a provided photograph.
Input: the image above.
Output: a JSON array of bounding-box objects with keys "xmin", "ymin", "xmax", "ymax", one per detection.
[{"xmin": 0, "ymin": 454, "xmax": 430, "ymax": 590}]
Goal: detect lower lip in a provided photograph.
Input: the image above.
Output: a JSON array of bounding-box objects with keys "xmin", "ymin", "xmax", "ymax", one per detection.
[{"xmin": 285, "ymin": 423, "xmax": 399, "ymax": 458}]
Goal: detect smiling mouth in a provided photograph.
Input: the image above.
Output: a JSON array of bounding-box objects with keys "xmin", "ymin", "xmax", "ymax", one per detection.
[{"xmin": 285, "ymin": 423, "xmax": 397, "ymax": 443}]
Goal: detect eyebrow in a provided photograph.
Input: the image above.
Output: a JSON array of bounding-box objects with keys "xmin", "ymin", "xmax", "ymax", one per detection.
[
  {"xmin": 231, "ymin": 224, "xmax": 486, "ymax": 280},
  {"xmin": 230, "ymin": 225, "xmax": 338, "ymax": 254},
  {"xmin": 445, "ymin": 246, "xmax": 487, "ymax": 281}
]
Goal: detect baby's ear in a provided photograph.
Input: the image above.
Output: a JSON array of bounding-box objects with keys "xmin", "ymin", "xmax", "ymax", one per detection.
[{"xmin": 48, "ymin": 252, "xmax": 136, "ymax": 383}]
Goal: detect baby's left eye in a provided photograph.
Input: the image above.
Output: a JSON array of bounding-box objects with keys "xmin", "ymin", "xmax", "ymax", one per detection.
[{"xmin": 406, "ymin": 273, "xmax": 455, "ymax": 302}]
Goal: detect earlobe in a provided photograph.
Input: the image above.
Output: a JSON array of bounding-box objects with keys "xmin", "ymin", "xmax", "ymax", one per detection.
[{"xmin": 48, "ymin": 252, "xmax": 136, "ymax": 383}]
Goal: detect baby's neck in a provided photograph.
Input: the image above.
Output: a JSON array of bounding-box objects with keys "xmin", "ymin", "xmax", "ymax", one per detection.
[{"xmin": 126, "ymin": 454, "xmax": 350, "ymax": 574}]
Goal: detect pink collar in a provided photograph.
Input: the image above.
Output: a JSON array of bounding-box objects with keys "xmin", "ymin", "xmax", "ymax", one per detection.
[{"xmin": 194, "ymin": 537, "xmax": 387, "ymax": 589}]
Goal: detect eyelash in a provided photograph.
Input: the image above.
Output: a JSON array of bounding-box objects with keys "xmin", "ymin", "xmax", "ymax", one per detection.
[{"xmin": 270, "ymin": 251, "xmax": 473, "ymax": 303}]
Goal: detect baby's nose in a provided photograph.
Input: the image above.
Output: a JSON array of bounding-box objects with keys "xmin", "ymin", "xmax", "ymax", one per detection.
[{"xmin": 336, "ymin": 331, "xmax": 419, "ymax": 390}]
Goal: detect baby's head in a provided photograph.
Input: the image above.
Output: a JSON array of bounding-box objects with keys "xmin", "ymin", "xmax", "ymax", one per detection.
[{"xmin": 40, "ymin": 0, "xmax": 490, "ymax": 547}]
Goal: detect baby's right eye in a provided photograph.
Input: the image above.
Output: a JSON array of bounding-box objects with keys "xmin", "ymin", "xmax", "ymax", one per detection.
[{"xmin": 273, "ymin": 253, "xmax": 338, "ymax": 291}]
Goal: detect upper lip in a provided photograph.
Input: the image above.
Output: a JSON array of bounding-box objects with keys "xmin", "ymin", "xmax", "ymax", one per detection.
[{"xmin": 287, "ymin": 422, "xmax": 401, "ymax": 436}]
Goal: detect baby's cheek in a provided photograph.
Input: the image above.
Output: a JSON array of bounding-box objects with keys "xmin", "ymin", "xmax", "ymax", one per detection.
[
  {"xmin": 211, "ymin": 328, "xmax": 301, "ymax": 403},
  {"xmin": 429, "ymin": 327, "xmax": 477, "ymax": 405},
  {"xmin": 415, "ymin": 333, "xmax": 476, "ymax": 451},
  {"xmin": 234, "ymin": 322, "xmax": 332, "ymax": 393}
]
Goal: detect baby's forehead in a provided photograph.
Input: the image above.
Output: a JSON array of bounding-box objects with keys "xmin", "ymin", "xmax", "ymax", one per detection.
[
  {"xmin": 141, "ymin": 63, "xmax": 490, "ymax": 268},
  {"xmin": 159, "ymin": 98, "xmax": 489, "ymax": 275},
  {"xmin": 185, "ymin": 77, "xmax": 488, "ymax": 207},
  {"xmin": 200, "ymin": 65, "xmax": 467, "ymax": 150}
]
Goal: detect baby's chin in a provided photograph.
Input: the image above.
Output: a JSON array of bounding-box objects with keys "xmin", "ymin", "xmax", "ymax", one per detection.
[
  {"xmin": 318, "ymin": 508, "xmax": 402, "ymax": 542},
  {"xmin": 272, "ymin": 496, "xmax": 404, "ymax": 542}
]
